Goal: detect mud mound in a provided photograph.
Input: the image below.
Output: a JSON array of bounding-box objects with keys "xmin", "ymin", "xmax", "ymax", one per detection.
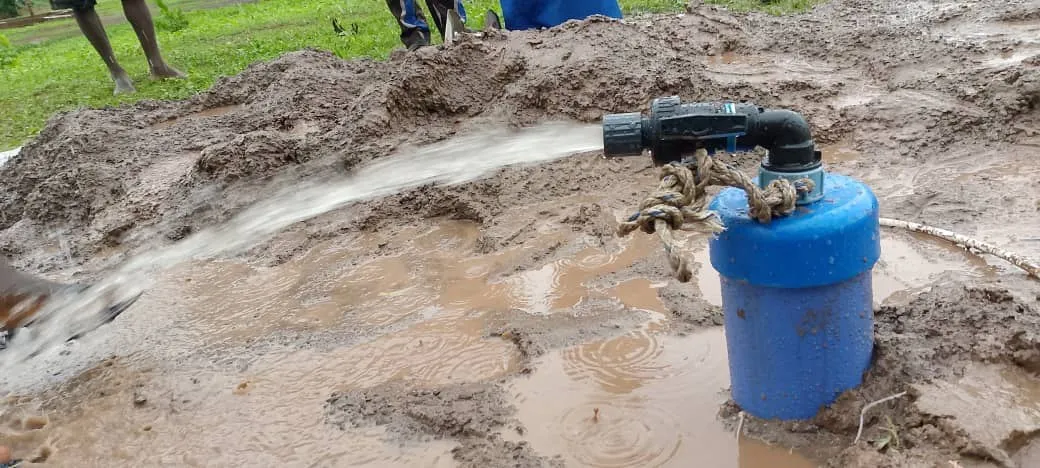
[
  {"xmin": 873, "ymin": 287, "xmax": 1040, "ymax": 378},
  {"xmin": 3, "ymin": 1, "xmax": 1037, "ymax": 274},
  {"xmin": 324, "ymin": 382, "xmax": 561, "ymax": 467},
  {"xmin": 485, "ymin": 306, "xmax": 654, "ymax": 362},
  {"xmin": 0, "ymin": 9, "xmax": 862, "ymax": 271},
  {"xmin": 452, "ymin": 434, "xmax": 564, "ymax": 468},
  {"xmin": 1, "ymin": 0, "xmax": 1039, "ymax": 466},
  {"xmin": 736, "ymin": 285, "xmax": 1040, "ymax": 467},
  {"xmin": 325, "ymin": 382, "xmax": 512, "ymax": 438},
  {"xmin": 193, "ymin": 131, "xmax": 302, "ymax": 183}
]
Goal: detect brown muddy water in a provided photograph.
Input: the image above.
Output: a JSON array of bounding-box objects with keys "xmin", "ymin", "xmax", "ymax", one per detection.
[
  {"xmin": 2, "ymin": 0, "xmax": 1039, "ymax": 465},
  {"xmin": 150, "ymin": 105, "xmax": 245, "ymax": 131},
  {"xmin": 0, "ymin": 218, "xmax": 994, "ymax": 466}
]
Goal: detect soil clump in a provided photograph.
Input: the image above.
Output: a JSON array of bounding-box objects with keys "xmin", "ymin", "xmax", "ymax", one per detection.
[
  {"xmin": 0, "ymin": 0, "xmax": 1038, "ymax": 466},
  {"xmin": 730, "ymin": 285, "xmax": 1040, "ymax": 467}
]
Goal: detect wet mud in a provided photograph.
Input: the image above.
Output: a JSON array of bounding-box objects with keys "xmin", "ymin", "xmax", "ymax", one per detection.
[
  {"xmin": 1, "ymin": 0, "xmax": 1040, "ymax": 466},
  {"xmin": 729, "ymin": 286, "xmax": 1040, "ymax": 467}
]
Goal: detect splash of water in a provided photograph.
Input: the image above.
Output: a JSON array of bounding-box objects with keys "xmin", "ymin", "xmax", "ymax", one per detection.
[
  {"xmin": 0, "ymin": 122, "xmax": 604, "ymax": 366},
  {"xmin": 0, "ymin": 146, "xmax": 20, "ymax": 168}
]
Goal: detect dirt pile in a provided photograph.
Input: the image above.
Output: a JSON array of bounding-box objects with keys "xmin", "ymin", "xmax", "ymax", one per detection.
[
  {"xmin": 1, "ymin": 1, "xmax": 1034, "ymax": 275},
  {"xmin": 838, "ymin": 285, "xmax": 1040, "ymax": 466},
  {"xmin": 731, "ymin": 285, "xmax": 1040, "ymax": 467},
  {"xmin": 872, "ymin": 287, "xmax": 1040, "ymax": 379},
  {"xmin": 325, "ymin": 382, "xmax": 515, "ymax": 439},
  {"xmin": 0, "ymin": 0, "xmax": 1038, "ymax": 466},
  {"xmin": 325, "ymin": 382, "xmax": 562, "ymax": 467}
]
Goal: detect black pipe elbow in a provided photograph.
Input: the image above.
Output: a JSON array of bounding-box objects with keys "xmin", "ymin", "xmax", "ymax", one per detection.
[
  {"xmin": 744, "ymin": 109, "xmax": 820, "ymax": 173},
  {"xmin": 601, "ymin": 97, "xmax": 821, "ymax": 170}
]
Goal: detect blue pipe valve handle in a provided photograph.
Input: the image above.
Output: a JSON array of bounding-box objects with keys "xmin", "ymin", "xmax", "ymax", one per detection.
[{"xmin": 601, "ymin": 97, "xmax": 881, "ymax": 420}]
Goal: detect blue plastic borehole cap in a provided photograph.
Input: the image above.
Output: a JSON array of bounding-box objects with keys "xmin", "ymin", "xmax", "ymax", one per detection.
[{"xmin": 708, "ymin": 173, "xmax": 881, "ymax": 289}]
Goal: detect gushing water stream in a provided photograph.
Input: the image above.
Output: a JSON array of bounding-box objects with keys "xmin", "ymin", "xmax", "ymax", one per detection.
[{"xmin": 0, "ymin": 122, "xmax": 604, "ymax": 368}]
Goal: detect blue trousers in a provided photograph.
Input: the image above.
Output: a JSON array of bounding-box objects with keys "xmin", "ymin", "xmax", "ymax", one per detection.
[
  {"xmin": 387, "ymin": 0, "xmax": 467, "ymax": 40},
  {"xmin": 500, "ymin": 0, "xmax": 622, "ymax": 30}
]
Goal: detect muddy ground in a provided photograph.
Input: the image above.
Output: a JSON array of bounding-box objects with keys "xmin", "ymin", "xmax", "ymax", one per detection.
[{"xmin": 1, "ymin": 0, "xmax": 1039, "ymax": 466}]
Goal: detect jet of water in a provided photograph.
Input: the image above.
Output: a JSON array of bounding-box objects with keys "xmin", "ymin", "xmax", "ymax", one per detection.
[
  {"xmin": 0, "ymin": 121, "xmax": 605, "ymax": 366},
  {"xmin": 0, "ymin": 147, "xmax": 20, "ymax": 168}
]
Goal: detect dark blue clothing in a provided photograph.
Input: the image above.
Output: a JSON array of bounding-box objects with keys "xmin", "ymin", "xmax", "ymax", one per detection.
[
  {"xmin": 387, "ymin": 0, "xmax": 467, "ymax": 38},
  {"xmin": 49, "ymin": 0, "xmax": 95, "ymax": 10},
  {"xmin": 500, "ymin": 0, "xmax": 621, "ymax": 30}
]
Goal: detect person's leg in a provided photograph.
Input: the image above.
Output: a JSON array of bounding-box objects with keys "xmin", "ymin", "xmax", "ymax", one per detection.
[
  {"xmin": 483, "ymin": 9, "xmax": 501, "ymax": 30},
  {"xmin": 121, "ymin": 0, "xmax": 185, "ymax": 79},
  {"xmin": 1, "ymin": 258, "xmax": 140, "ymax": 338},
  {"xmin": 386, "ymin": 0, "xmax": 432, "ymax": 50},
  {"xmin": 454, "ymin": 0, "xmax": 466, "ymax": 24},
  {"xmin": 61, "ymin": 0, "xmax": 136, "ymax": 95},
  {"xmin": 422, "ymin": 0, "xmax": 465, "ymax": 39},
  {"xmin": 0, "ymin": 260, "xmax": 63, "ymax": 332}
]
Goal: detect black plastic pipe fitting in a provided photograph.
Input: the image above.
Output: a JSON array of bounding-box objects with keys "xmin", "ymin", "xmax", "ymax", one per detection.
[{"xmin": 602, "ymin": 96, "xmax": 820, "ymax": 173}]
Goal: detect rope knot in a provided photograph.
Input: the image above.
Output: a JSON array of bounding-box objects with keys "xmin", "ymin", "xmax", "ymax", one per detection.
[
  {"xmin": 617, "ymin": 163, "xmax": 709, "ymax": 237},
  {"xmin": 619, "ymin": 148, "xmax": 814, "ymax": 282}
]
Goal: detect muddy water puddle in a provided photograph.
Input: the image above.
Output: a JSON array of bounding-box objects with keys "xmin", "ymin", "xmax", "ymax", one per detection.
[
  {"xmin": 0, "ymin": 221, "xmax": 675, "ymax": 465},
  {"xmin": 860, "ymin": 143, "xmax": 1040, "ymax": 256},
  {"xmin": 820, "ymin": 141, "xmax": 861, "ymax": 164},
  {"xmin": 510, "ymin": 326, "xmax": 815, "ymax": 468},
  {"xmin": 0, "ymin": 362, "xmax": 461, "ymax": 466},
  {"xmin": 150, "ymin": 105, "xmax": 245, "ymax": 130},
  {"xmin": 179, "ymin": 220, "xmax": 662, "ymax": 344},
  {"xmin": 2, "ymin": 213, "xmax": 1003, "ymax": 465},
  {"xmin": 701, "ymin": 53, "xmax": 853, "ymax": 88},
  {"xmin": 874, "ymin": 231, "xmax": 998, "ymax": 303},
  {"xmin": 915, "ymin": 362, "xmax": 1040, "ymax": 466}
]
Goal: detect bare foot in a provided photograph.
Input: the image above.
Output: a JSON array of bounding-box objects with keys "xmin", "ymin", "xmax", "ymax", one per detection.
[
  {"xmin": 150, "ymin": 64, "xmax": 187, "ymax": 80},
  {"xmin": 113, "ymin": 71, "xmax": 136, "ymax": 95}
]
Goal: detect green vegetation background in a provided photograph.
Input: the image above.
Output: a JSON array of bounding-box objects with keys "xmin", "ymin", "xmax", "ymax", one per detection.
[{"xmin": 0, "ymin": 0, "xmax": 819, "ymax": 148}]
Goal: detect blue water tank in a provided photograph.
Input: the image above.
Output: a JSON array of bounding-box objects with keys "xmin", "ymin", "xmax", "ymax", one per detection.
[
  {"xmin": 707, "ymin": 173, "xmax": 881, "ymax": 420},
  {"xmin": 500, "ymin": 0, "xmax": 622, "ymax": 30}
]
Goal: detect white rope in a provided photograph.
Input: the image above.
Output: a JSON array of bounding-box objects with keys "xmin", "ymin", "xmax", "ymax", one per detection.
[
  {"xmin": 880, "ymin": 218, "xmax": 1039, "ymax": 280},
  {"xmin": 854, "ymin": 391, "xmax": 908, "ymax": 444}
]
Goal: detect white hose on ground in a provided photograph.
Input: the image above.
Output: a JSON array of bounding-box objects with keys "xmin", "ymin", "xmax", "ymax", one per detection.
[
  {"xmin": 880, "ymin": 218, "xmax": 1040, "ymax": 280},
  {"xmin": 854, "ymin": 391, "xmax": 908, "ymax": 445}
]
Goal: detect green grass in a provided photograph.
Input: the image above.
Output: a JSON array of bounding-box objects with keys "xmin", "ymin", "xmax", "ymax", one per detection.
[
  {"xmin": 706, "ymin": 0, "xmax": 822, "ymax": 14},
  {"xmin": 4, "ymin": 0, "xmax": 262, "ymax": 44},
  {"xmin": 0, "ymin": 0, "xmax": 820, "ymax": 149}
]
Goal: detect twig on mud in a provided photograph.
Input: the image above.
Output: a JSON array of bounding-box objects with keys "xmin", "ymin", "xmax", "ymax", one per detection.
[
  {"xmin": 854, "ymin": 391, "xmax": 908, "ymax": 445},
  {"xmin": 880, "ymin": 218, "xmax": 1040, "ymax": 280},
  {"xmin": 736, "ymin": 411, "xmax": 745, "ymax": 439}
]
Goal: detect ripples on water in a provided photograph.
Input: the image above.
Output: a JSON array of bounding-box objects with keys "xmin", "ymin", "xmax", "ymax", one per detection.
[{"xmin": 0, "ymin": 122, "xmax": 604, "ymax": 367}]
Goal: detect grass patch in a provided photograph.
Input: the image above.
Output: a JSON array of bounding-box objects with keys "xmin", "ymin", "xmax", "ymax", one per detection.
[
  {"xmin": 0, "ymin": 0, "xmax": 818, "ymax": 149},
  {"xmin": 0, "ymin": 32, "xmax": 18, "ymax": 68},
  {"xmin": 707, "ymin": 0, "xmax": 822, "ymax": 15},
  {"xmin": 154, "ymin": 0, "xmax": 190, "ymax": 33},
  {"xmin": 3, "ymin": 0, "xmax": 252, "ymax": 46},
  {"xmin": 622, "ymin": 0, "xmax": 687, "ymax": 14}
]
